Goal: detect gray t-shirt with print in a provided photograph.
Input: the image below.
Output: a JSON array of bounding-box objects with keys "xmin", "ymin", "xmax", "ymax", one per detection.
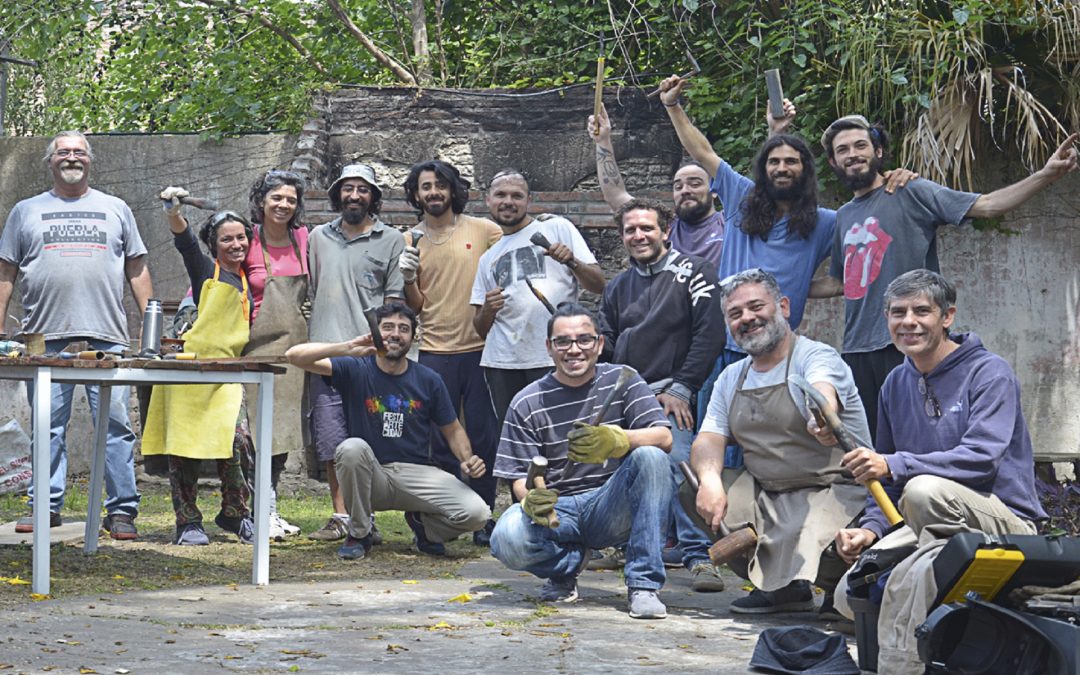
[
  {"xmin": 828, "ymin": 179, "xmax": 978, "ymax": 353},
  {"xmin": 308, "ymin": 217, "xmax": 405, "ymax": 343},
  {"xmin": 0, "ymin": 188, "xmax": 147, "ymax": 345}
]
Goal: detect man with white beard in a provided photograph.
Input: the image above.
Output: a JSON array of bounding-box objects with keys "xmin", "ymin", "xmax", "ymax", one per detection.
[
  {"xmin": 0, "ymin": 131, "xmax": 153, "ymax": 540},
  {"xmin": 690, "ymin": 269, "xmax": 869, "ymax": 615}
]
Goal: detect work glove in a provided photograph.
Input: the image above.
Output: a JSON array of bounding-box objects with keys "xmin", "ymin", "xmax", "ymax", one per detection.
[
  {"xmin": 567, "ymin": 423, "xmax": 630, "ymax": 464},
  {"xmin": 521, "ymin": 487, "xmax": 559, "ymax": 527},
  {"xmin": 159, "ymin": 186, "xmax": 189, "ymax": 216},
  {"xmin": 399, "ymin": 245, "xmax": 420, "ymax": 283}
]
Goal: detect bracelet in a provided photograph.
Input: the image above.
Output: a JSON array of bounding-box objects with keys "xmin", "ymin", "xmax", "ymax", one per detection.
[{"xmin": 662, "ymin": 101, "xmax": 679, "ymax": 108}]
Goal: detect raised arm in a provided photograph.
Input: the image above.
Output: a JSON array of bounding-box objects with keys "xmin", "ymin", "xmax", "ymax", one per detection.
[
  {"xmin": 967, "ymin": 133, "xmax": 1078, "ymax": 218},
  {"xmin": 659, "ymin": 75, "xmax": 721, "ymax": 177},
  {"xmin": 589, "ymin": 102, "xmax": 634, "ymax": 211},
  {"xmin": 285, "ymin": 336, "xmax": 375, "ymax": 376}
]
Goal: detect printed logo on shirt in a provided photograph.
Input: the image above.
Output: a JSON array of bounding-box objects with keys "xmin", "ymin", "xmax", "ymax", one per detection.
[
  {"xmin": 365, "ymin": 395, "xmax": 424, "ymax": 415},
  {"xmin": 382, "ymin": 412, "xmax": 404, "ymax": 437},
  {"xmin": 841, "ymin": 217, "xmax": 893, "ymax": 299},
  {"xmin": 41, "ymin": 211, "xmax": 108, "ymax": 256},
  {"xmin": 493, "ymin": 246, "xmax": 546, "ymax": 288}
]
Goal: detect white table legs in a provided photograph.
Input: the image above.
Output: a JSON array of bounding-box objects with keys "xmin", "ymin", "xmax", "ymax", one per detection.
[{"xmin": 31, "ymin": 367, "xmax": 52, "ymax": 596}]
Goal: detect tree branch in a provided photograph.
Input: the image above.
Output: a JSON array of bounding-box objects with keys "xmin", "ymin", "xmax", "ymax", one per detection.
[
  {"xmin": 409, "ymin": 0, "xmax": 433, "ymax": 85},
  {"xmin": 198, "ymin": 0, "xmax": 328, "ymax": 76},
  {"xmin": 325, "ymin": 0, "xmax": 418, "ymax": 85}
]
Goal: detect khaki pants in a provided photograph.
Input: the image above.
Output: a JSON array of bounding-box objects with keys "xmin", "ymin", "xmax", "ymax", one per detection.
[
  {"xmin": 835, "ymin": 475, "xmax": 1037, "ymax": 674},
  {"xmin": 335, "ymin": 438, "xmax": 491, "ymax": 543}
]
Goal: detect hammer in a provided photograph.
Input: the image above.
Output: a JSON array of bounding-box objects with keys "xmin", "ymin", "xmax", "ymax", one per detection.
[
  {"xmin": 646, "ymin": 49, "xmax": 703, "ymax": 98},
  {"xmin": 678, "ymin": 461, "xmax": 758, "ymax": 566},
  {"xmin": 525, "ymin": 456, "xmax": 559, "ymax": 529},
  {"xmin": 787, "ymin": 374, "xmax": 903, "ymax": 526},
  {"xmin": 159, "ymin": 195, "xmax": 220, "ymax": 211},
  {"xmin": 529, "ymin": 232, "xmax": 578, "ymax": 270}
]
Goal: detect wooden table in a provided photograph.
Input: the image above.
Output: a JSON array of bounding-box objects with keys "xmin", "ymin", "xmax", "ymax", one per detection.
[{"xmin": 0, "ymin": 357, "xmax": 286, "ymax": 595}]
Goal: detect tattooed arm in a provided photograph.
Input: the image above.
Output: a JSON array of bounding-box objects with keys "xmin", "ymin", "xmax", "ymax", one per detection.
[{"xmin": 588, "ymin": 103, "xmax": 634, "ymax": 211}]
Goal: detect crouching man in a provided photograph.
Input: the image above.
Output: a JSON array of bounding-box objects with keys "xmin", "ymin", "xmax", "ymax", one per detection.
[
  {"xmin": 489, "ymin": 303, "xmax": 674, "ymax": 619},
  {"xmin": 832, "ymin": 270, "xmax": 1045, "ymax": 673},
  {"xmin": 287, "ymin": 302, "xmax": 490, "ymax": 560}
]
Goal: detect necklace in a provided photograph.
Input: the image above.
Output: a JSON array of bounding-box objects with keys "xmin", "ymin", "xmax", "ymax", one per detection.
[{"xmin": 423, "ymin": 214, "xmax": 458, "ymax": 246}]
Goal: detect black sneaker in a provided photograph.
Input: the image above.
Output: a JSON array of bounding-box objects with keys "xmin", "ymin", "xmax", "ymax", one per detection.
[
  {"xmin": 338, "ymin": 533, "xmax": 373, "ymax": 560},
  {"xmin": 404, "ymin": 512, "xmax": 445, "ymax": 556},
  {"xmin": 15, "ymin": 511, "xmax": 62, "ymax": 533},
  {"xmin": 472, "ymin": 519, "xmax": 495, "ymax": 547},
  {"xmin": 730, "ymin": 580, "xmax": 815, "ymax": 614},
  {"xmin": 215, "ymin": 512, "xmax": 255, "ymax": 545}
]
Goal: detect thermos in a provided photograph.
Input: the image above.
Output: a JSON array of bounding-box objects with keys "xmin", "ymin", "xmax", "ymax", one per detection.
[{"xmin": 139, "ymin": 299, "xmax": 163, "ymax": 356}]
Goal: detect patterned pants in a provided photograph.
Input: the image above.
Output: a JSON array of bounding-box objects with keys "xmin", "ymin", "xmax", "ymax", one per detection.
[{"xmin": 168, "ymin": 402, "xmax": 254, "ymax": 526}]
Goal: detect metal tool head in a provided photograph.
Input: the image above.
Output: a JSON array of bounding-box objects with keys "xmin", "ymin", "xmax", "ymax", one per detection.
[
  {"xmin": 589, "ymin": 366, "xmax": 635, "ymax": 426},
  {"xmin": 362, "ymin": 307, "xmax": 386, "ymax": 354},
  {"xmin": 409, "ymin": 229, "xmax": 424, "ymax": 247},
  {"xmin": 529, "ymin": 232, "xmax": 553, "ymax": 250},
  {"xmin": 685, "ymin": 48, "xmax": 701, "ymax": 76}
]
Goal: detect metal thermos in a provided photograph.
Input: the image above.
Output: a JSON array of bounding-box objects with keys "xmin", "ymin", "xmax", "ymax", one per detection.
[{"xmin": 139, "ymin": 299, "xmax": 163, "ymax": 356}]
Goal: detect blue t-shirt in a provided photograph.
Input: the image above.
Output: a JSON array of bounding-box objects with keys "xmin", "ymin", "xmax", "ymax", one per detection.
[
  {"xmin": 328, "ymin": 356, "xmax": 457, "ymax": 465},
  {"xmin": 709, "ymin": 160, "xmax": 835, "ymax": 343}
]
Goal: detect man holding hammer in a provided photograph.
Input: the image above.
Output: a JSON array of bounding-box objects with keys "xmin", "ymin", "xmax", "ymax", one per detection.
[
  {"xmin": 490, "ymin": 303, "xmax": 674, "ymax": 619},
  {"xmin": 691, "ymin": 269, "xmax": 869, "ymax": 614}
]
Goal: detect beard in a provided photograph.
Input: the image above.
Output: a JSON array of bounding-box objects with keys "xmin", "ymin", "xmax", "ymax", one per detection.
[
  {"xmin": 733, "ymin": 311, "xmax": 788, "ymax": 356},
  {"xmin": 423, "ymin": 198, "xmax": 449, "ymax": 218},
  {"xmin": 341, "ymin": 201, "xmax": 369, "ymax": 225},
  {"xmin": 834, "ymin": 155, "xmax": 883, "ymax": 191},
  {"xmin": 764, "ymin": 175, "xmax": 804, "ymax": 201},
  {"xmin": 57, "ymin": 162, "xmax": 86, "ymax": 185},
  {"xmin": 492, "ymin": 210, "xmax": 527, "ymax": 229},
  {"xmin": 675, "ymin": 197, "xmax": 711, "ymax": 223}
]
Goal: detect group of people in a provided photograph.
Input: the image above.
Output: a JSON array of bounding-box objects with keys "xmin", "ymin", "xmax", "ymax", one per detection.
[{"xmin": 1, "ymin": 72, "xmax": 1076, "ymax": 667}]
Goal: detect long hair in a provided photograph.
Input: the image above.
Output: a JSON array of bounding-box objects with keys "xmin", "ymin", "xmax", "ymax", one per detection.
[
  {"xmin": 740, "ymin": 134, "xmax": 819, "ymax": 240},
  {"xmin": 248, "ymin": 169, "xmax": 306, "ymax": 229},
  {"xmin": 403, "ymin": 160, "xmax": 471, "ymax": 217}
]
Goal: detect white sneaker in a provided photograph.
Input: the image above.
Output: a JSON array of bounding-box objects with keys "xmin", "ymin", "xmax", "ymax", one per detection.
[
  {"xmin": 268, "ymin": 512, "xmax": 299, "ymax": 541},
  {"xmin": 277, "ymin": 513, "xmax": 300, "ymax": 536}
]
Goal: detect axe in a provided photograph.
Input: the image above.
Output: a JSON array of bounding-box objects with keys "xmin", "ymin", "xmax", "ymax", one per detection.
[
  {"xmin": 525, "ymin": 456, "xmax": 559, "ymax": 529},
  {"xmin": 787, "ymin": 374, "xmax": 903, "ymax": 526},
  {"xmin": 679, "ymin": 461, "xmax": 758, "ymax": 566}
]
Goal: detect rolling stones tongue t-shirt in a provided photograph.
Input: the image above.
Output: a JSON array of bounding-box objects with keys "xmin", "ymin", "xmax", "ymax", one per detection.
[{"xmin": 828, "ymin": 178, "xmax": 978, "ymax": 353}]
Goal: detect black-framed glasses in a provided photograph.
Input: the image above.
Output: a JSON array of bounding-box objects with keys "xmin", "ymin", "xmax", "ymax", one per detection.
[
  {"xmin": 917, "ymin": 375, "xmax": 942, "ymax": 418},
  {"xmin": 551, "ymin": 335, "xmax": 599, "ymax": 351}
]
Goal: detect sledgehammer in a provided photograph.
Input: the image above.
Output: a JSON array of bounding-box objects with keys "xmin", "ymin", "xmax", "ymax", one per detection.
[
  {"xmin": 525, "ymin": 456, "xmax": 560, "ymax": 529},
  {"xmin": 678, "ymin": 461, "xmax": 758, "ymax": 566},
  {"xmin": 787, "ymin": 374, "xmax": 903, "ymax": 526}
]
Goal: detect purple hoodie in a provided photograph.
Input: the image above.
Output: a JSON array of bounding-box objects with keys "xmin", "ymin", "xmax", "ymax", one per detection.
[{"xmin": 859, "ymin": 332, "xmax": 1047, "ymax": 537}]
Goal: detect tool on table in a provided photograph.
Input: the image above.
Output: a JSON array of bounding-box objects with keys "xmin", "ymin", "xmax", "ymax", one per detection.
[
  {"xmin": 524, "ymin": 456, "xmax": 559, "ymax": 529},
  {"xmin": 362, "ymin": 307, "xmax": 386, "ymax": 356},
  {"xmin": 162, "ymin": 352, "xmax": 197, "ymax": 360},
  {"xmin": 764, "ymin": 69, "xmax": 785, "ymax": 120},
  {"xmin": 529, "ymin": 232, "xmax": 578, "ymax": 270},
  {"xmin": 646, "ymin": 49, "xmax": 702, "ymax": 98},
  {"xmin": 159, "ymin": 194, "xmax": 219, "ymax": 211},
  {"xmin": 787, "ymin": 373, "xmax": 903, "ymax": 526},
  {"xmin": 139, "ymin": 298, "xmax": 164, "ymax": 357},
  {"xmin": 679, "ymin": 461, "xmax": 758, "ymax": 565},
  {"xmin": 592, "ymin": 34, "xmax": 605, "ymax": 136},
  {"xmin": 524, "ymin": 277, "xmax": 556, "ymax": 314}
]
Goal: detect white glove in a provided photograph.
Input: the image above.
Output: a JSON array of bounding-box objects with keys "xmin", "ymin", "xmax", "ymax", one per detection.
[
  {"xmin": 159, "ymin": 186, "xmax": 190, "ymax": 216},
  {"xmin": 399, "ymin": 245, "xmax": 420, "ymax": 283}
]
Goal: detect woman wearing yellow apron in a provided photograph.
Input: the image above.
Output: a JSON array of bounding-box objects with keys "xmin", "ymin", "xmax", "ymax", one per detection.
[
  {"xmin": 144, "ymin": 188, "xmax": 256, "ymax": 545},
  {"xmin": 242, "ymin": 170, "xmax": 310, "ymax": 540}
]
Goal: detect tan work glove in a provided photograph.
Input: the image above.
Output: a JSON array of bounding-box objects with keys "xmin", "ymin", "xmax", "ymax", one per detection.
[
  {"xmin": 521, "ymin": 487, "xmax": 559, "ymax": 527},
  {"xmin": 567, "ymin": 423, "xmax": 630, "ymax": 464}
]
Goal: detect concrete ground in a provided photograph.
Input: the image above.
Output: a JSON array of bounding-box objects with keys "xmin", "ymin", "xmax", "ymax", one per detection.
[{"xmin": 0, "ymin": 551, "xmax": 863, "ymax": 674}]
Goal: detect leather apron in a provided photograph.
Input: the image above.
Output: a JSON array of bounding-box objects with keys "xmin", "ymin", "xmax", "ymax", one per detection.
[
  {"xmin": 724, "ymin": 337, "xmax": 864, "ymax": 591},
  {"xmin": 142, "ymin": 265, "xmax": 250, "ymax": 459},
  {"xmin": 241, "ymin": 229, "xmax": 309, "ymax": 457}
]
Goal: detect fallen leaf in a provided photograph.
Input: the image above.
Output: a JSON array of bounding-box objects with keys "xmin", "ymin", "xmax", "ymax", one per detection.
[
  {"xmin": 115, "ymin": 669, "xmax": 130, "ymax": 674},
  {"xmin": 78, "ymin": 668, "xmax": 97, "ymax": 674},
  {"xmin": 1, "ymin": 576, "xmax": 30, "ymax": 586},
  {"xmin": 401, "ymin": 580, "xmax": 418, "ymax": 585},
  {"xmin": 0, "ymin": 664, "xmax": 13, "ymax": 670},
  {"xmin": 560, "ymin": 632, "xmax": 571, "ymax": 639},
  {"xmin": 386, "ymin": 644, "xmax": 408, "ymax": 653},
  {"xmin": 288, "ymin": 667, "xmax": 300, "ymax": 673},
  {"xmin": 112, "ymin": 575, "xmax": 124, "ymax": 580},
  {"xmin": 309, "ymin": 563, "xmax": 324, "ymax": 569},
  {"xmin": 56, "ymin": 640, "xmax": 82, "ymax": 645},
  {"xmin": 223, "ymin": 655, "xmax": 242, "ymax": 660},
  {"xmin": 280, "ymin": 649, "xmax": 312, "ymax": 656},
  {"xmin": 447, "ymin": 592, "xmax": 472, "ymax": 604},
  {"xmin": 429, "ymin": 621, "xmax": 452, "ymax": 631}
]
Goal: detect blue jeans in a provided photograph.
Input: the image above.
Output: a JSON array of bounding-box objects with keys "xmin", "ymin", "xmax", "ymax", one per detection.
[
  {"xmin": 490, "ymin": 446, "xmax": 672, "ymax": 591},
  {"xmin": 26, "ymin": 339, "xmax": 140, "ymax": 516},
  {"xmin": 697, "ymin": 348, "xmax": 748, "ymax": 469},
  {"xmin": 667, "ymin": 414, "xmax": 712, "ymax": 568},
  {"xmin": 420, "ymin": 350, "xmax": 499, "ymax": 511}
]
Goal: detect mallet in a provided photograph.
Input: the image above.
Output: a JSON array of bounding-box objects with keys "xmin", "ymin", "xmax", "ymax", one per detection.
[{"xmin": 678, "ymin": 461, "xmax": 758, "ymax": 566}]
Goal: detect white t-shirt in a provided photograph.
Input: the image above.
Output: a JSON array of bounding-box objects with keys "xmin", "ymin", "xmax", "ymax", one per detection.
[
  {"xmin": 700, "ymin": 336, "xmax": 871, "ymax": 447},
  {"xmin": 470, "ymin": 217, "xmax": 597, "ymax": 369}
]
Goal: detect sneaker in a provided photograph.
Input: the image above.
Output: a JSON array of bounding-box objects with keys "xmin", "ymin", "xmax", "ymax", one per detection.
[
  {"xmin": 215, "ymin": 512, "xmax": 255, "ymax": 545},
  {"xmin": 308, "ymin": 515, "xmax": 349, "ymax": 541},
  {"xmin": 539, "ymin": 576, "xmax": 578, "ymax": 602},
  {"xmin": 689, "ymin": 561, "xmax": 726, "ymax": 592},
  {"xmin": 628, "ymin": 588, "xmax": 668, "ymax": 619},
  {"xmin": 337, "ymin": 533, "xmax": 373, "ymax": 560},
  {"xmin": 662, "ymin": 544, "xmax": 684, "ymax": 568},
  {"xmin": 472, "ymin": 519, "xmax": 496, "ymax": 547},
  {"xmin": 103, "ymin": 513, "xmax": 138, "ymax": 540},
  {"xmin": 404, "ymin": 511, "xmax": 445, "ymax": 556},
  {"xmin": 175, "ymin": 522, "xmax": 209, "ymax": 546},
  {"xmin": 587, "ymin": 547, "xmax": 625, "ymax": 571},
  {"xmin": 730, "ymin": 580, "xmax": 815, "ymax": 614},
  {"xmin": 268, "ymin": 512, "xmax": 300, "ymax": 541},
  {"xmin": 14, "ymin": 511, "xmax": 62, "ymax": 533}
]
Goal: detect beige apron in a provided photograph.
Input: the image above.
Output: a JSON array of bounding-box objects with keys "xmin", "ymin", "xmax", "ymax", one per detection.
[
  {"xmin": 143, "ymin": 265, "xmax": 250, "ymax": 460},
  {"xmin": 724, "ymin": 339, "xmax": 865, "ymax": 591},
  {"xmin": 241, "ymin": 229, "xmax": 309, "ymax": 457}
]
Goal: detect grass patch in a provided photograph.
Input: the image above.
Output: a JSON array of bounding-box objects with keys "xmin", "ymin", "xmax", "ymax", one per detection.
[{"xmin": 0, "ymin": 479, "xmax": 488, "ymax": 608}]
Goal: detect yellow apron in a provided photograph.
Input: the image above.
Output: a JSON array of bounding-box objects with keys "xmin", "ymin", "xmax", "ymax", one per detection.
[{"xmin": 143, "ymin": 265, "xmax": 250, "ymax": 460}]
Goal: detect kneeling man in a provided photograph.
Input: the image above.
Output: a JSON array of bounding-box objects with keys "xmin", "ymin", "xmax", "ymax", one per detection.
[
  {"xmin": 287, "ymin": 302, "xmax": 490, "ymax": 560},
  {"xmin": 490, "ymin": 303, "xmax": 674, "ymax": 619},
  {"xmin": 832, "ymin": 270, "xmax": 1045, "ymax": 672},
  {"xmin": 692, "ymin": 269, "xmax": 869, "ymax": 613}
]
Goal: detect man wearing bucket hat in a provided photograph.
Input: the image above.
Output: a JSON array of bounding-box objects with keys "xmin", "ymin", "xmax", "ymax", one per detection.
[
  {"xmin": 815, "ymin": 116, "xmax": 1078, "ymax": 436},
  {"xmin": 306, "ymin": 163, "xmax": 405, "ymax": 541}
]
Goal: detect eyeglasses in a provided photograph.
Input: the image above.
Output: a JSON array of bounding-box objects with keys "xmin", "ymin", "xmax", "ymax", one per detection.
[
  {"xmin": 53, "ymin": 149, "xmax": 88, "ymax": 159},
  {"xmin": 917, "ymin": 375, "xmax": 942, "ymax": 418},
  {"xmin": 340, "ymin": 184, "xmax": 372, "ymax": 196},
  {"xmin": 550, "ymin": 335, "xmax": 599, "ymax": 351},
  {"xmin": 209, "ymin": 210, "xmax": 247, "ymax": 229}
]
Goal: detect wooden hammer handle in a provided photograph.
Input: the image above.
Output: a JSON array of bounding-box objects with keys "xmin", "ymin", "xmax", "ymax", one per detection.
[{"xmin": 531, "ymin": 475, "xmax": 560, "ymax": 529}]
